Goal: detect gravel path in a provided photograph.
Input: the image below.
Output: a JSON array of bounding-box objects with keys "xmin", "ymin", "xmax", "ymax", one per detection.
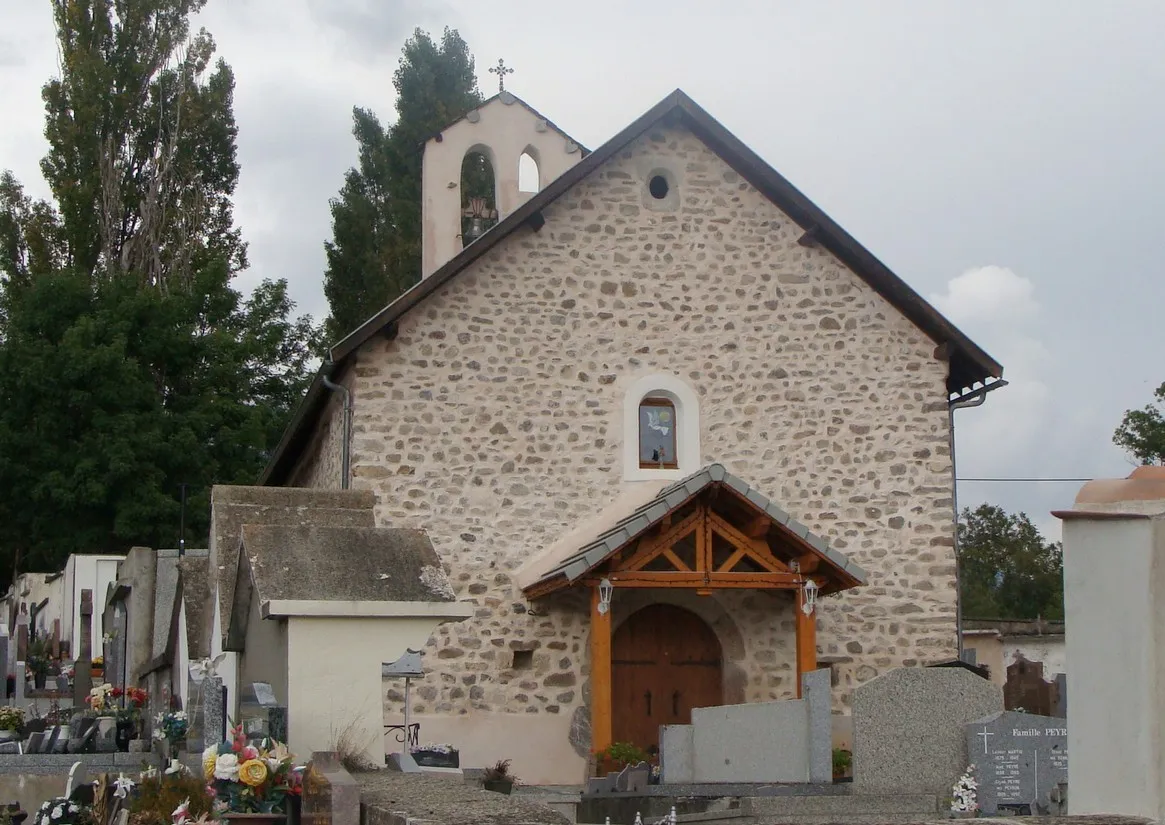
[{"xmin": 357, "ymin": 771, "xmax": 570, "ymax": 825}]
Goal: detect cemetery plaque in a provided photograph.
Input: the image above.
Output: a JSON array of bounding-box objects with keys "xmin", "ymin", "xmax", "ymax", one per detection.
[
  {"xmin": 965, "ymin": 710, "xmax": 1068, "ymax": 815},
  {"xmin": 252, "ymin": 682, "xmax": 277, "ymax": 707}
]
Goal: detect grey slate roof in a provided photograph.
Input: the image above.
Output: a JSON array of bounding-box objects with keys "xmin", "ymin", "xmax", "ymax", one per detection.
[{"xmin": 528, "ymin": 463, "xmax": 867, "ymax": 591}]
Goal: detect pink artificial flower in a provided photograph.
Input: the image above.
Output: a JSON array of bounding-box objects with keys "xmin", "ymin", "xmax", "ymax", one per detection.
[{"xmin": 241, "ymin": 745, "xmax": 259, "ymax": 761}]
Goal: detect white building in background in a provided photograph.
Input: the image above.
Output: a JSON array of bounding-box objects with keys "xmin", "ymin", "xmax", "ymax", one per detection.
[
  {"xmin": 1, "ymin": 554, "xmax": 124, "ymax": 654},
  {"xmin": 62, "ymin": 555, "xmax": 123, "ymax": 653}
]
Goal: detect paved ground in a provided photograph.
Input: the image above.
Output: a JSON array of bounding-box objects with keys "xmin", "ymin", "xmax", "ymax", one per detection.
[{"xmin": 356, "ymin": 770, "xmax": 569, "ymax": 825}]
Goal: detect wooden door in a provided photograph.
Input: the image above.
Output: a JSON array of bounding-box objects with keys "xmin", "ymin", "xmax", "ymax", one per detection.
[{"xmin": 612, "ymin": 604, "xmax": 722, "ymax": 752}]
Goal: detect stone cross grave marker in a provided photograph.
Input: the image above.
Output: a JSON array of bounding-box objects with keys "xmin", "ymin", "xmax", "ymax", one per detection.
[
  {"xmin": 72, "ymin": 590, "xmax": 94, "ymax": 708},
  {"xmin": 965, "ymin": 710, "xmax": 1067, "ymax": 815}
]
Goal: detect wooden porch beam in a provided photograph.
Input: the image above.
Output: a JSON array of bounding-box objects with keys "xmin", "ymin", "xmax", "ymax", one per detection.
[
  {"xmin": 591, "ymin": 571, "xmax": 802, "ymax": 588},
  {"xmin": 744, "ymin": 516, "xmax": 770, "ymax": 538},
  {"xmin": 795, "ymin": 586, "xmax": 817, "ymax": 698},
  {"xmin": 623, "ymin": 510, "xmax": 701, "ymax": 572},
  {"xmin": 590, "ymin": 586, "xmax": 613, "ymax": 756}
]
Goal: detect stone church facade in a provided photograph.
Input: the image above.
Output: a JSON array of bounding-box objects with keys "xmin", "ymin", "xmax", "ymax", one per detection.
[{"xmin": 262, "ymin": 90, "xmax": 1002, "ymax": 782}]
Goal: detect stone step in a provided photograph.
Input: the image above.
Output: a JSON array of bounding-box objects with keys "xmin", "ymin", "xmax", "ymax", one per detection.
[
  {"xmin": 745, "ymin": 794, "xmax": 939, "ymax": 816},
  {"xmin": 750, "ymin": 814, "xmax": 940, "ymax": 825}
]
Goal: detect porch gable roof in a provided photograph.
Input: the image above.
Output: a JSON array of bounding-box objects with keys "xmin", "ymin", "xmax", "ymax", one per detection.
[{"xmin": 523, "ymin": 463, "xmax": 866, "ymax": 597}]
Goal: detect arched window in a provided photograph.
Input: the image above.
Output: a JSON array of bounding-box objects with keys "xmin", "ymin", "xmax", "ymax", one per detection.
[
  {"xmin": 519, "ymin": 150, "xmax": 540, "ymax": 193},
  {"xmin": 460, "ymin": 147, "xmax": 497, "ymax": 246},
  {"xmin": 622, "ymin": 374, "xmax": 701, "ymax": 481},
  {"xmin": 639, "ymin": 397, "xmax": 678, "ymax": 469}
]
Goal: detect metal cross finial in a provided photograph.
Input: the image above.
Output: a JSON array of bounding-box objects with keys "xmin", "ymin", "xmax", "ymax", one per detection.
[{"xmin": 489, "ymin": 58, "xmax": 513, "ymax": 92}]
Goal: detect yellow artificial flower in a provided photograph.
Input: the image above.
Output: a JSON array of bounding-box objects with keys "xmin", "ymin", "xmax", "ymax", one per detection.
[
  {"xmin": 202, "ymin": 747, "xmax": 218, "ymax": 781},
  {"xmin": 238, "ymin": 759, "xmax": 269, "ymax": 787}
]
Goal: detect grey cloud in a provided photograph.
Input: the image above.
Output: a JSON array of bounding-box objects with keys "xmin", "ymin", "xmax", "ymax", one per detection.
[{"xmin": 305, "ymin": 0, "xmax": 454, "ymax": 60}]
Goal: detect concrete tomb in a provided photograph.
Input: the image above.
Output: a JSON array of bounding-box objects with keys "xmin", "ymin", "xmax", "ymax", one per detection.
[
  {"xmin": 659, "ymin": 668, "xmax": 832, "ymax": 784},
  {"xmin": 966, "ymin": 710, "xmax": 1067, "ymax": 815}
]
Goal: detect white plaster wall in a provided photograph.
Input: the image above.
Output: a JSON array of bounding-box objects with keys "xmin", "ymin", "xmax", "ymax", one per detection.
[
  {"xmin": 210, "ymin": 583, "xmax": 240, "ymax": 726},
  {"xmin": 421, "ymin": 95, "xmax": 582, "ymax": 277},
  {"xmin": 404, "ymin": 712, "xmax": 586, "ymax": 786},
  {"xmin": 64, "ymin": 555, "xmax": 123, "ymax": 654},
  {"xmin": 239, "ymin": 587, "xmax": 289, "ymax": 703},
  {"xmin": 1062, "ymin": 516, "xmax": 1161, "ymax": 818},
  {"xmin": 1005, "ymin": 637, "xmax": 1066, "ymax": 677},
  {"xmin": 286, "ymin": 616, "xmax": 445, "ymax": 766},
  {"xmin": 177, "ymin": 603, "xmax": 189, "ymax": 711}
]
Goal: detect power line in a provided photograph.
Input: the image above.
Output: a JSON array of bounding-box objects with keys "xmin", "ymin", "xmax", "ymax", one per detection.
[{"xmin": 957, "ymin": 478, "xmax": 1093, "ymax": 483}]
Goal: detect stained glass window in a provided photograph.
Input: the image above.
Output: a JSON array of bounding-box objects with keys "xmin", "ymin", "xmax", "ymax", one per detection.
[{"xmin": 639, "ymin": 397, "xmax": 678, "ymax": 469}]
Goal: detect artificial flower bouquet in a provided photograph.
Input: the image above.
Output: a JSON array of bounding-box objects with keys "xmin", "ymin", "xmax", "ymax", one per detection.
[
  {"xmin": 0, "ymin": 705, "xmax": 24, "ymax": 732},
  {"xmin": 203, "ymin": 726, "xmax": 303, "ymax": 814},
  {"xmin": 156, "ymin": 710, "xmax": 188, "ymax": 742},
  {"xmin": 32, "ymin": 797, "xmax": 91, "ymax": 825},
  {"xmin": 87, "ymin": 683, "xmax": 116, "ymax": 715}
]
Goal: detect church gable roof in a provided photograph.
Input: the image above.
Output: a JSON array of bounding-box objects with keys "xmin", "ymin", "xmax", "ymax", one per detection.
[
  {"xmin": 332, "ymin": 89, "xmax": 1000, "ymax": 393},
  {"xmin": 260, "ymin": 89, "xmax": 1002, "ymax": 486}
]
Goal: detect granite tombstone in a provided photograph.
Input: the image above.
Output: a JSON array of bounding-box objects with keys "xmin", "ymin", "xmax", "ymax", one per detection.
[
  {"xmin": 966, "ymin": 710, "xmax": 1068, "ymax": 815},
  {"xmin": 852, "ymin": 666, "xmax": 1003, "ymax": 795}
]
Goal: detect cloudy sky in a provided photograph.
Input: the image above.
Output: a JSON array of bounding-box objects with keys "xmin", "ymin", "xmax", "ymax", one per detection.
[{"xmin": 2, "ymin": 0, "xmax": 1163, "ymax": 539}]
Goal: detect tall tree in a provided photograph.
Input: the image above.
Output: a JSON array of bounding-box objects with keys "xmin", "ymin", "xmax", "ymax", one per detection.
[
  {"xmin": 957, "ymin": 504, "xmax": 1064, "ymax": 621},
  {"xmin": 0, "ymin": 0, "xmax": 319, "ymax": 586},
  {"xmin": 322, "ymin": 27, "xmax": 487, "ymax": 343},
  {"xmin": 1113, "ymin": 382, "xmax": 1165, "ymax": 465}
]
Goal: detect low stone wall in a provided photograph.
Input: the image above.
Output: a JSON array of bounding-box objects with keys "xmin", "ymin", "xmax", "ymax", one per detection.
[{"xmin": 0, "ymin": 754, "xmax": 160, "ymax": 821}]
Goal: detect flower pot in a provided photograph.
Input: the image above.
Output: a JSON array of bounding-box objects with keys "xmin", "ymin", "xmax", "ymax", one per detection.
[
  {"xmin": 95, "ymin": 716, "xmax": 117, "ymax": 753},
  {"xmin": 90, "ymin": 667, "xmax": 103, "ymax": 679},
  {"xmin": 33, "ymin": 674, "xmax": 46, "ymax": 690},
  {"xmin": 482, "ymin": 779, "xmax": 513, "ymax": 795},
  {"xmin": 115, "ymin": 719, "xmax": 135, "ymax": 752},
  {"xmin": 411, "ymin": 749, "xmax": 459, "ymax": 769}
]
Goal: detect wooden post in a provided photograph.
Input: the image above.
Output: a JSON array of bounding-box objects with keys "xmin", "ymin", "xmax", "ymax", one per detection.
[
  {"xmin": 795, "ymin": 587, "xmax": 817, "ymax": 699},
  {"xmin": 590, "ymin": 586, "xmax": 613, "ymax": 758}
]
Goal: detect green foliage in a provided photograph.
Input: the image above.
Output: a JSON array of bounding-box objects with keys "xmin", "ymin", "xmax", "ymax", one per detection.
[
  {"xmin": 599, "ymin": 741, "xmax": 650, "ymax": 768},
  {"xmin": 482, "ymin": 758, "xmax": 516, "ymax": 782},
  {"xmin": 0, "ymin": 0, "xmax": 319, "ymax": 585},
  {"xmin": 323, "ymin": 27, "xmax": 489, "ymax": 342},
  {"xmin": 957, "ymin": 504, "xmax": 1064, "ymax": 621},
  {"xmin": 832, "ymin": 748, "xmax": 852, "ymax": 777},
  {"xmin": 129, "ymin": 773, "xmax": 213, "ymax": 823},
  {"xmin": 1114, "ymin": 382, "xmax": 1165, "ymax": 465}
]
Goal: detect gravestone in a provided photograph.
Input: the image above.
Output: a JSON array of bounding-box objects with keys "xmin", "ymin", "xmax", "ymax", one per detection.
[
  {"xmin": 269, "ymin": 706, "xmax": 288, "ymax": 743},
  {"xmin": 303, "ymin": 753, "xmax": 360, "ymax": 825},
  {"xmin": 51, "ymin": 620, "xmax": 60, "ymax": 660},
  {"xmin": 853, "ymin": 666, "xmax": 1003, "ymax": 795},
  {"xmin": 52, "ymin": 725, "xmax": 69, "ymax": 753},
  {"xmin": 966, "ymin": 711, "xmax": 1068, "ymax": 815},
  {"xmin": 614, "ymin": 762, "xmax": 650, "ymax": 793},
  {"xmin": 42, "ymin": 727, "xmax": 60, "ymax": 754},
  {"xmin": 199, "ymin": 675, "xmax": 225, "ymax": 746},
  {"xmin": 16, "ymin": 608, "xmax": 28, "ymax": 663},
  {"xmin": 25, "ymin": 732, "xmax": 44, "ymax": 754},
  {"xmin": 1004, "ymin": 656, "xmax": 1056, "ymax": 716},
  {"xmin": 72, "ymin": 590, "xmax": 94, "ymax": 709},
  {"xmin": 1053, "ymin": 673, "xmax": 1067, "ymax": 718},
  {"xmin": 13, "ymin": 662, "xmax": 25, "ymax": 706},
  {"xmin": 802, "ymin": 668, "xmax": 832, "ymax": 784}
]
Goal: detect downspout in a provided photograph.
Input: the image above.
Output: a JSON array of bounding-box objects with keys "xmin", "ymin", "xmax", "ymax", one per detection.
[
  {"xmin": 321, "ymin": 363, "xmax": 353, "ymax": 491},
  {"xmin": 949, "ymin": 379, "xmax": 1008, "ymax": 660}
]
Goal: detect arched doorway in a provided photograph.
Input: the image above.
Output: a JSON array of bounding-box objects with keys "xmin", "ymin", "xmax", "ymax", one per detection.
[{"xmin": 612, "ymin": 604, "xmax": 723, "ymax": 751}]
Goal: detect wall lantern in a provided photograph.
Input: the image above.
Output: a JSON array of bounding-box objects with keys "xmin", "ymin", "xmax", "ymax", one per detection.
[
  {"xmin": 801, "ymin": 577, "xmax": 819, "ymax": 616},
  {"xmin": 598, "ymin": 578, "xmax": 614, "ymax": 615}
]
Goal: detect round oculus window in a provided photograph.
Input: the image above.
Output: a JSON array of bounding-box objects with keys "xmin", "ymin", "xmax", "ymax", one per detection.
[{"xmin": 648, "ymin": 174, "xmax": 670, "ymax": 200}]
